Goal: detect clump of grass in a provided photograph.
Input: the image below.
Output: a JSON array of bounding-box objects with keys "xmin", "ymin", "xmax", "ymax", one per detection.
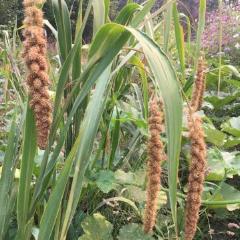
[
  {"xmin": 22, "ymin": 0, "xmax": 52, "ymax": 149},
  {"xmin": 144, "ymin": 97, "xmax": 165, "ymax": 233}
]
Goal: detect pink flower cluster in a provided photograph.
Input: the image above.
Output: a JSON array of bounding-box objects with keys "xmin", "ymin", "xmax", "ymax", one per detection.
[{"xmin": 202, "ymin": 2, "xmax": 240, "ymax": 60}]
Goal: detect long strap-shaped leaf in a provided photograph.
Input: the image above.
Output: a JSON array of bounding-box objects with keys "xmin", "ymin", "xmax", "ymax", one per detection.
[
  {"xmin": 173, "ymin": 3, "xmax": 185, "ymax": 82},
  {"xmin": 52, "ymin": 0, "xmax": 72, "ymax": 62},
  {"xmin": 92, "ymin": 0, "xmax": 105, "ymax": 36},
  {"xmin": 163, "ymin": 1, "xmax": 173, "ymax": 52},
  {"xmin": 17, "ymin": 104, "xmax": 37, "ymax": 239}
]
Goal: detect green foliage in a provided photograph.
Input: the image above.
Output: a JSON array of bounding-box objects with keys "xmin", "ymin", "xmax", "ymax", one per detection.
[
  {"xmin": 118, "ymin": 223, "xmax": 154, "ymax": 240},
  {"xmin": 95, "ymin": 170, "xmax": 117, "ymax": 193},
  {"xmin": 79, "ymin": 213, "xmax": 113, "ymax": 240}
]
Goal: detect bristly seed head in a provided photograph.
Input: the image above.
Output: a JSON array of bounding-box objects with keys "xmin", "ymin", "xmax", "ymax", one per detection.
[
  {"xmin": 184, "ymin": 114, "xmax": 207, "ymax": 240},
  {"xmin": 190, "ymin": 57, "xmax": 206, "ymax": 112},
  {"xmin": 23, "ymin": 0, "xmax": 52, "ymax": 149},
  {"xmin": 143, "ymin": 97, "xmax": 165, "ymax": 233}
]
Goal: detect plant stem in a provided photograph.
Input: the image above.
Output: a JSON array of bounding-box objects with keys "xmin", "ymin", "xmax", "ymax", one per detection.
[{"xmin": 217, "ymin": 0, "xmax": 223, "ymax": 96}]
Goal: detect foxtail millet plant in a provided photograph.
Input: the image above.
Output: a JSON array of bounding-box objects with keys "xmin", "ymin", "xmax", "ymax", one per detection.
[
  {"xmin": 22, "ymin": 0, "xmax": 52, "ymax": 149},
  {"xmin": 143, "ymin": 97, "xmax": 165, "ymax": 233},
  {"xmin": 190, "ymin": 57, "xmax": 206, "ymax": 112}
]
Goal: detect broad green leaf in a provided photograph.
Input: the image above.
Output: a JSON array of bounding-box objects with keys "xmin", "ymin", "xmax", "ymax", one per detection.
[
  {"xmin": 204, "ymin": 125, "xmax": 226, "ymax": 146},
  {"xmin": 227, "ymin": 79, "xmax": 240, "ymax": 88},
  {"xmin": 203, "ymin": 183, "xmax": 240, "ymax": 209},
  {"xmin": 206, "ymin": 148, "xmax": 225, "ymax": 181},
  {"xmin": 221, "ymin": 117, "xmax": 240, "ymax": 137},
  {"xmin": 205, "ymin": 92, "xmax": 240, "ymax": 109},
  {"xmin": 221, "ymin": 151, "xmax": 240, "ymax": 178},
  {"xmin": 114, "ymin": 169, "xmax": 135, "ymax": 185},
  {"xmin": 221, "ymin": 65, "xmax": 240, "ymax": 78},
  {"xmin": 79, "ymin": 213, "xmax": 113, "ymax": 240},
  {"xmin": 206, "ymin": 149, "xmax": 240, "ymax": 181},
  {"xmin": 126, "ymin": 185, "xmax": 167, "ymax": 206},
  {"xmin": 118, "ymin": 223, "xmax": 154, "ymax": 240},
  {"xmin": 223, "ymin": 138, "xmax": 240, "ymax": 148},
  {"xmin": 95, "ymin": 170, "xmax": 117, "ymax": 193}
]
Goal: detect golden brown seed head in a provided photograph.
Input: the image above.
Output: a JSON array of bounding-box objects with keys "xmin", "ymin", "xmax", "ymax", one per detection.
[
  {"xmin": 23, "ymin": 0, "xmax": 52, "ymax": 149},
  {"xmin": 184, "ymin": 114, "xmax": 207, "ymax": 240},
  {"xmin": 143, "ymin": 98, "xmax": 165, "ymax": 233},
  {"xmin": 191, "ymin": 57, "xmax": 206, "ymax": 112}
]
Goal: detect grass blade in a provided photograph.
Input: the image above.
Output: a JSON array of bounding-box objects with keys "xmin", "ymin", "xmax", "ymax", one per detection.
[
  {"xmin": 52, "ymin": 0, "xmax": 72, "ymax": 62},
  {"xmin": 163, "ymin": 1, "xmax": 173, "ymax": 52},
  {"xmin": 92, "ymin": 0, "xmax": 105, "ymax": 35},
  {"xmin": 194, "ymin": 0, "xmax": 206, "ymax": 70},
  {"xmin": 115, "ymin": 3, "xmax": 141, "ymax": 25},
  {"xmin": 173, "ymin": 3, "xmax": 185, "ymax": 81},
  {"xmin": 131, "ymin": 0, "xmax": 155, "ymax": 28},
  {"xmin": 17, "ymin": 104, "xmax": 37, "ymax": 239}
]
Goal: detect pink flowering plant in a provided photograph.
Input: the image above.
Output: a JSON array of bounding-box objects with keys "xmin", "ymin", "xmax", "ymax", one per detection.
[{"xmin": 202, "ymin": 2, "xmax": 240, "ymax": 63}]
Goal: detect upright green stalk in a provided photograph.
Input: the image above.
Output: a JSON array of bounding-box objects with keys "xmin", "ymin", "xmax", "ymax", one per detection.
[
  {"xmin": 183, "ymin": 0, "xmax": 206, "ymax": 92},
  {"xmin": 218, "ymin": 0, "xmax": 223, "ymax": 95},
  {"xmin": 173, "ymin": 2, "xmax": 185, "ymax": 82},
  {"xmin": 17, "ymin": 105, "xmax": 37, "ymax": 239},
  {"xmin": 163, "ymin": 0, "xmax": 173, "ymax": 52},
  {"xmin": 72, "ymin": 0, "xmax": 83, "ymax": 148}
]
